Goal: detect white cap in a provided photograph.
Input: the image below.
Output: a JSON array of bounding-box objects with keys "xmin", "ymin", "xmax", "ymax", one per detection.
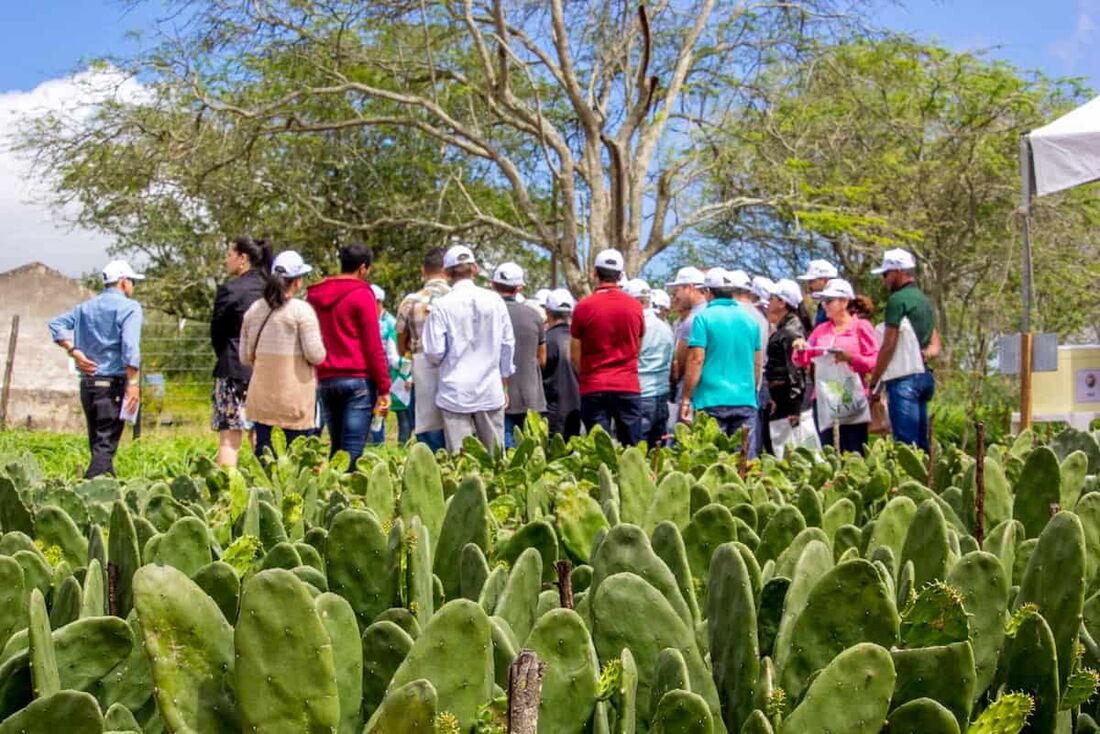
[
  {"xmin": 871, "ymin": 248, "xmax": 917, "ymax": 274},
  {"xmin": 492, "ymin": 261, "xmax": 525, "ymax": 287},
  {"xmin": 703, "ymin": 267, "xmax": 736, "ymax": 289},
  {"xmin": 813, "ymin": 278, "xmax": 855, "ymax": 300},
  {"xmin": 770, "ymin": 278, "xmax": 804, "ymax": 309},
  {"xmin": 651, "ymin": 290, "xmax": 671, "ymax": 310},
  {"xmin": 271, "ymin": 250, "xmax": 313, "ymax": 278},
  {"xmin": 796, "ymin": 259, "xmax": 838, "ymax": 281},
  {"xmin": 443, "ymin": 244, "xmax": 477, "ymax": 269},
  {"xmin": 371, "ymin": 284, "xmax": 386, "ymax": 303},
  {"xmin": 727, "ymin": 269, "xmax": 752, "ymax": 291},
  {"xmin": 101, "ymin": 260, "xmax": 145, "ymax": 285},
  {"xmin": 752, "ymin": 276, "xmax": 775, "ymax": 304},
  {"xmin": 623, "ymin": 278, "xmax": 651, "ymax": 300},
  {"xmin": 594, "ymin": 249, "xmax": 625, "ymax": 272},
  {"xmin": 545, "ymin": 288, "xmax": 576, "ymax": 313},
  {"xmin": 667, "ymin": 266, "xmax": 705, "ymax": 288},
  {"xmin": 534, "ymin": 288, "xmax": 552, "ymax": 306}
]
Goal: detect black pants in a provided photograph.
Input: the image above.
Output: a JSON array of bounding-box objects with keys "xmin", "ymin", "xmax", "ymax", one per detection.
[
  {"xmin": 580, "ymin": 392, "xmax": 643, "ymax": 446},
  {"xmin": 819, "ymin": 422, "xmax": 870, "ymax": 455},
  {"xmin": 548, "ymin": 409, "xmax": 582, "ymax": 442},
  {"xmin": 80, "ymin": 376, "xmax": 126, "ymax": 479}
]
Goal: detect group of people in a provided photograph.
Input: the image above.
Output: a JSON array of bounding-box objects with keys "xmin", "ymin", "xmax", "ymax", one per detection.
[{"xmin": 49, "ymin": 237, "xmax": 938, "ymax": 478}]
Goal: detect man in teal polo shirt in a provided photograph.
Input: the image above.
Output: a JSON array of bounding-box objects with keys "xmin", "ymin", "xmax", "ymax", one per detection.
[{"xmin": 680, "ymin": 267, "xmax": 762, "ymax": 452}]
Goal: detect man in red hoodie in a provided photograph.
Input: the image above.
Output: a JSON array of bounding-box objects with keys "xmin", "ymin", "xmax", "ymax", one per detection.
[{"xmin": 306, "ymin": 243, "xmax": 391, "ymax": 467}]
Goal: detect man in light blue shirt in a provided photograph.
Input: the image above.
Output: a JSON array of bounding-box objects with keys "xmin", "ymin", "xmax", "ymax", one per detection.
[
  {"xmin": 625, "ymin": 279, "xmax": 674, "ymax": 447},
  {"xmin": 681, "ymin": 268, "xmax": 762, "ymax": 452},
  {"xmin": 48, "ymin": 260, "xmax": 145, "ymax": 478}
]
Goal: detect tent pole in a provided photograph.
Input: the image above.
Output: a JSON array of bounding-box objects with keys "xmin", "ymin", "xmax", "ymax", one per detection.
[{"xmin": 1019, "ymin": 135, "xmax": 1034, "ymax": 431}]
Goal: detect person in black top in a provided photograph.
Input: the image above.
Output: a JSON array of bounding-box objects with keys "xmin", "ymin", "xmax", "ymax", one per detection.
[
  {"xmin": 210, "ymin": 236, "xmax": 271, "ymax": 466},
  {"xmin": 764, "ymin": 279, "xmax": 811, "ymax": 435},
  {"xmin": 542, "ymin": 288, "xmax": 581, "ymax": 441}
]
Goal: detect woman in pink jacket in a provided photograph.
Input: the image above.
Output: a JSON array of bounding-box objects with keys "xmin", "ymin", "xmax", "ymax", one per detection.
[{"xmin": 792, "ymin": 278, "xmax": 879, "ymax": 454}]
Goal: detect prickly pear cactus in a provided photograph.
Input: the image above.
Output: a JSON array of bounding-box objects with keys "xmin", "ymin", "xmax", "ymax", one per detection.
[
  {"xmin": 772, "ymin": 540, "xmax": 832, "ymax": 670},
  {"xmin": 650, "ymin": 522, "xmax": 701, "ymax": 623},
  {"xmin": 315, "ymin": 592, "xmax": 363, "ymax": 734},
  {"xmin": 899, "ymin": 582, "xmax": 970, "ymax": 648},
  {"xmin": 494, "ymin": 547, "xmax": 542, "ymax": 644},
  {"xmin": 399, "ymin": 442, "xmax": 446, "ymax": 544},
  {"xmin": 966, "ymin": 692, "xmax": 1033, "ymax": 734},
  {"xmin": 946, "ymin": 551, "xmax": 1009, "ymax": 701},
  {"xmin": 362, "ymin": 678, "xmax": 437, "ymax": 734},
  {"xmin": 386, "ymin": 599, "xmax": 494, "ymax": 731},
  {"xmin": 1014, "ymin": 511, "xmax": 1086, "ymax": 691},
  {"xmin": 526, "ymin": 608, "xmax": 599, "ymax": 734},
  {"xmin": 107, "ymin": 501, "xmax": 141, "ymax": 619},
  {"xmin": 778, "ymin": 560, "xmax": 898, "ymax": 701},
  {"xmin": 779, "ymin": 643, "xmax": 896, "ymax": 734},
  {"xmin": 1060, "ymin": 666, "xmax": 1100, "ymax": 711},
  {"xmin": 132, "ymin": 564, "xmax": 238, "ymax": 733},
  {"xmin": 890, "ymin": 641, "xmax": 975, "ymax": 731},
  {"xmin": 1012, "ymin": 445, "xmax": 1062, "ymax": 539},
  {"xmin": 885, "ymin": 697, "xmax": 960, "ymax": 734},
  {"xmin": 325, "ymin": 509, "xmax": 392, "ymax": 628},
  {"xmin": 899, "ymin": 500, "xmax": 950, "ymax": 589},
  {"xmin": 707, "ymin": 542, "xmax": 758, "ymax": 733},
  {"xmin": 650, "ymin": 689, "xmax": 713, "ymax": 734},
  {"xmin": 996, "ymin": 605, "xmax": 1059, "ymax": 733},
  {"xmin": 589, "ymin": 524, "xmax": 692, "ymax": 631},
  {"xmin": 360, "ymin": 620, "xmax": 414, "ymax": 721},
  {"xmin": 0, "ymin": 557, "xmax": 26, "ymax": 652},
  {"xmin": 234, "ymin": 569, "xmax": 340, "ymax": 733},
  {"xmin": 27, "ymin": 589, "xmax": 59, "ymax": 699},
  {"xmin": 34, "ymin": 505, "xmax": 86, "ymax": 570},
  {"xmin": 433, "ymin": 476, "xmax": 490, "ymax": 600},
  {"xmin": 192, "ymin": 561, "xmax": 241, "ymax": 625},
  {"xmin": 0, "ymin": 690, "xmax": 104, "ymax": 734},
  {"xmin": 80, "ymin": 558, "xmax": 104, "ymax": 619}
]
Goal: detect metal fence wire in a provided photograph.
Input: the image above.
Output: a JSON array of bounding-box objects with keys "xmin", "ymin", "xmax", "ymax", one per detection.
[{"xmin": 138, "ymin": 315, "xmax": 215, "ymax": 431}]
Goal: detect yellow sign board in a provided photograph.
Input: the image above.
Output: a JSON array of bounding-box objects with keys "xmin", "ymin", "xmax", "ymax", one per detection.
[{"xmin": 1030, "ymin": 346, "xmax": 1100, "ymax": 414}]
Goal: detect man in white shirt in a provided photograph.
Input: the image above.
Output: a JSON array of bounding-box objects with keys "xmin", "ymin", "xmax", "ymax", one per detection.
[{"xmin": 421, "ymin": 244, "xmax": 516, "ymax": 453}]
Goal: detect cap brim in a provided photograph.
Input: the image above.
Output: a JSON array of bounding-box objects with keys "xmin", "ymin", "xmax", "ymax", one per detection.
[
  {"xmin": 870, "ymin": 266, "xmax": 889, "ymax": 275},
  {"xmin": 129, "ymin": 273, "xmax": 146, "ymax": 280}
]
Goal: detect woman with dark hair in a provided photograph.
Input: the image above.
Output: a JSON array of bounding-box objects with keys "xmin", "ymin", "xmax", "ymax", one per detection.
[
  {"xmin": 210, "ymin": 237, "xmax": 272, "ymax": 466},
  {"xmin": 764, "ymin": 278, "xmax": 812, "ymax": 456},
  {"xmin": 240, "ymin": 250, "xmax": 326, "ymax": 458}
]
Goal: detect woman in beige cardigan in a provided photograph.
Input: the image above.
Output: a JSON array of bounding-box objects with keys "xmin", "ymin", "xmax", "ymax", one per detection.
[{"xmin": 240, "ymin": 250, "xmax": 326, "ymax": 457}]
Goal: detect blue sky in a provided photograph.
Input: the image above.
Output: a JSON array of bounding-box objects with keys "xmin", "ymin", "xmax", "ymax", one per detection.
[{"xmin": 0, "ymin": 0, "xmax": 1096, "ymax": 277}]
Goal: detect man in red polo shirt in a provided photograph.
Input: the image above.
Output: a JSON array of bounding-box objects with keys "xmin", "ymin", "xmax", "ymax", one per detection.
[{"xmin": 570, "ymin": 248, "xmax": 645, "ymax": 445}]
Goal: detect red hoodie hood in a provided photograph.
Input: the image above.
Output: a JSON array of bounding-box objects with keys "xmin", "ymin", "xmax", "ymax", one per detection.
[{"xmin": 306, "ymin": 277, "xmax": 370, "ymax": 312}]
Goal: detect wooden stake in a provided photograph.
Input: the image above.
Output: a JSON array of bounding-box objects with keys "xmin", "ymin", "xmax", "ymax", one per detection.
[
  {"xmin": 739, "ymin": 426, "xmax": 750, "ymax": 478},
  {"xmin": 0, "ymin": 315, "xmax": 19, "ymax": 429},
  {"xmin": 1020, "ymin": 331, "xmax": 1034, "ymax": 430},
  {"xmin": 508, "ymin": 650, "xmax": 546, "ymax": 734},
  {"xmin": 927, "ymin": 413, "xmax": 936, "ymax": 486},
  {"xmin": 555, "ymin": 559, "xmax": 574, "ymax": 610},
  {"xmin": 974, "ymin": 421, "xmax": 986, "ymax": 549},
  {"xmin": 107, "ymin": 562, "xmax": 118, "ymax": 617}
]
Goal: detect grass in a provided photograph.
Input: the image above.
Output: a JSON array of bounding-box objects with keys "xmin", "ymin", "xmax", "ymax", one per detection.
[{"xmin": 0, "ymin": 429, "xmax": 217, "ymax": 481}]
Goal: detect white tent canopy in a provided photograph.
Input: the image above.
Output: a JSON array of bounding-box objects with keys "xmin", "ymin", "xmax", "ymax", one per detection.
[{"xmin": 1028, "ymin": 94, "xmax": 1100, "ymax": 197}]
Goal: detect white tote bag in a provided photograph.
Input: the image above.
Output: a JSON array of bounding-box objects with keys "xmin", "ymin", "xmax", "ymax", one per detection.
[
  {"xmin": 769, "ymin": 410, "xmax": 821, "ymax": 460},
  {"xmin": 814, "ymin": 354, "xmax": 871, "ymax": 429}
]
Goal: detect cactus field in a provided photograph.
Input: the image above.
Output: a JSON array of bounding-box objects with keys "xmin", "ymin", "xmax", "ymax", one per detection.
[{"xmin": 0, "ymin": 415, "xmax": 1099, "ymax": 733}]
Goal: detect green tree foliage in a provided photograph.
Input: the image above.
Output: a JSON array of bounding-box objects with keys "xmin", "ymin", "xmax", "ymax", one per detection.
[{"xmin": 704, "ymin": 37, "xmax": 1100, "ymax": 431}]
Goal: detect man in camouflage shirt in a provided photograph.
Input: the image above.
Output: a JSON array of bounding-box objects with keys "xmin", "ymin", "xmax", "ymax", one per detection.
[{"xmin": 396, "ymin": 247, "xmax": 451, "ymax": 452}]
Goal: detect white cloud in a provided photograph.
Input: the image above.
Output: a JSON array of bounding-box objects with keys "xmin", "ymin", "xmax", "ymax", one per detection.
[
  {"xmin": 1050, "ymin": 0, "xmax": 1099, "ymax": 69},
  {"xmin": 0, "ymin": 67, "xmax": 144, "ymax": 277}
]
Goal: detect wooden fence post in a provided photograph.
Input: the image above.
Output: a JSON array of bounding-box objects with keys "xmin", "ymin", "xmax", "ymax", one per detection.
[
  {"xmin": 508, "ymin": 650, "xmax": 545, "ymax": 734},
  {"xmin": 555, "ymin": 559, "xmax": 574, "ymax": 610},
  {"xmin": 0, "ymin": 315, "xmax": 19, "ymax": 429}
]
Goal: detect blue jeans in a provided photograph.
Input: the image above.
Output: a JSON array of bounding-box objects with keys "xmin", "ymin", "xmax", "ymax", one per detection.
[
  {"xmin": 886, "ymin": 371, "xmax": 935, "ymax": 452},
  {"xmin": 638, "ymin": 394, "xmax": 670, "ymax": 448},
  {"xmin": 318, "ymin": 377, "xmax": 377, "ymax": 468},
  {"xmin": 253, "ymin": 424, "xmax": 313, "ymax": 459},
  {"xmin": 416, "ymin": 430, "xmax": 446, "ymax": 452},
  {"xmin": 581, "ymin": 392, "xmax": 644, "ymax": 446},
  {"xmin": 504, "ymin": 413, "xmax": 528, "ymax": 449},
  {"xmin": 702, "ymin": 405, "xmax": 759, "ymax": 457}
]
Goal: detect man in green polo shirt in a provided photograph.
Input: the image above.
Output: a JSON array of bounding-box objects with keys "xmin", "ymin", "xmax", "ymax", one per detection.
[
  {"xmin": 867, "ymin": 248, "xmax": 941, "ymax": 452},
  {"xmin": 680, "ymin": 267, "xmax": 762, "ymax": 452}
]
